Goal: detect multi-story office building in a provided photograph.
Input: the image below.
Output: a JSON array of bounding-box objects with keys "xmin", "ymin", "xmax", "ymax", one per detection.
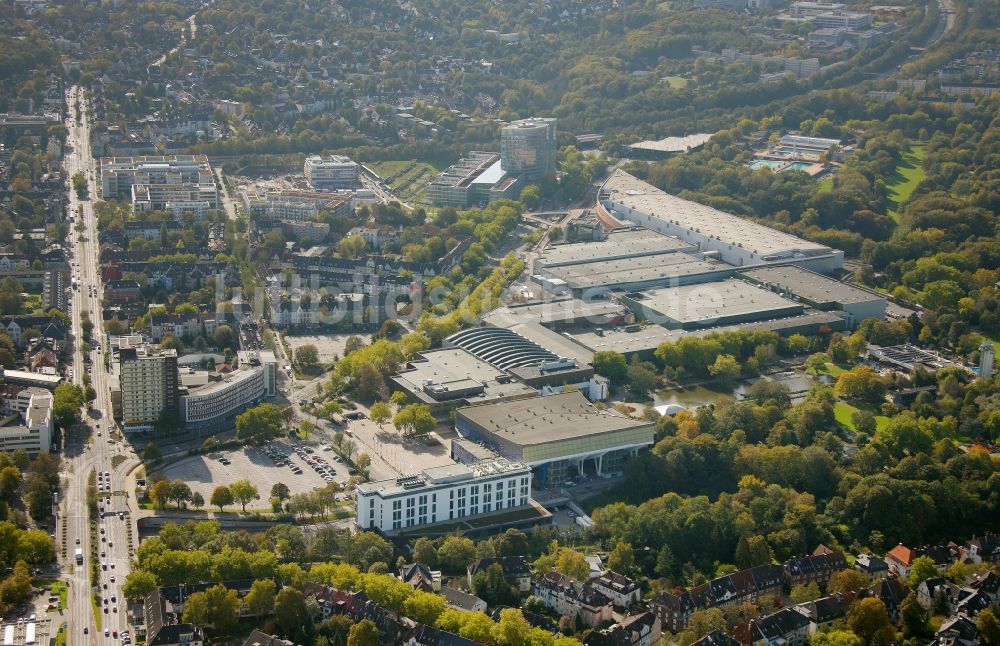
[
  {"xmin": 0, "ymin": 389, "xmax": 53, "ymax": 454},
  {"xmin": 355, "ymin": 458, "xmax": 532, "ymax": 533},
  {"xmin": 500, "ymin": 118, "xmax": 557, "ymax": 180},
  {"xmin": 99, "ymin": 155, "xmax": 219, "ymax": 218},
  {"xmin": 180, "ymin": 350, "xmax": 277, "ymax": 430},
  {"xmin": 304, "ymin": 155, "xmax": 360, "ymax": 190},
  {"xmin": 118, "ymin": 346, "xmax": 179, "ymax": 433}
]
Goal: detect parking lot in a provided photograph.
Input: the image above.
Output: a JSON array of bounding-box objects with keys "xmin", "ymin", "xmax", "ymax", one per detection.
[
  {"xmin": 154, "ymin": 441, "xmax": 345, "ymax": 506},
  {"xmin": 285, "ymin": 332, "xmax": 372, "ymax": 364}
]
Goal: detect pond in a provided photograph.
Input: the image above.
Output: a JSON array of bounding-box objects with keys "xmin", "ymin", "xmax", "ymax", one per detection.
[{"xmin": 652, "ymin": 383, "xmax": 747, "ymax": 414}]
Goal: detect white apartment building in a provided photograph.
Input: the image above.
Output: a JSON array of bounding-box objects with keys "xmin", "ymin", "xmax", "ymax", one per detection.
[
  {"xmin": 355, "ymin": 458, "xmax": 532, "ymax": 533},
  {"xmin": 181, "ymin": 351, "xmax": 276, "ymax": 428},
  {"xmin": 119, "ymin": 346, "xmax": 179, "ymax": 433},
  {"xmin": 304, "ymin": 155, "xmax": 360, "ymax": 190},
  {"xmin": 100, "ymin": 155, "xmax": 219, "ymax": 216},
  {"xmin": 0, "ymin": 389, "xmax": 53, "ymax": 454}
]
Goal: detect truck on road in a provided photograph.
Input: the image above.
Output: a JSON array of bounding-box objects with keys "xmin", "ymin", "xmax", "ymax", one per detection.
[{"xmin": 74, "ymin": 548, "xmax": 83, "ymax": 564}]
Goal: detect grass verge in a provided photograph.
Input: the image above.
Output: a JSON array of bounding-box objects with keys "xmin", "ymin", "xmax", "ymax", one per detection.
[{"xmin": 886, "ymin": 144, "xmax": 927, "ymax": 221}]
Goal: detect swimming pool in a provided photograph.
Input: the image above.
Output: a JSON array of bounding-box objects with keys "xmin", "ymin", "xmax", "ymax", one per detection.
[
  {"xmin": 750, "ymin": 159, "xmax": 786, "ymax": 170},
  {"xmin": 782, "ymin": 161, "xmax": 814, "ymax": 172}
]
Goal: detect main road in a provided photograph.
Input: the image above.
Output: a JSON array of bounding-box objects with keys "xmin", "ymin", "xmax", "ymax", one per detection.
[{"xmin": 62, "ymin": 85, "xmax": 138, "ymax": 645}]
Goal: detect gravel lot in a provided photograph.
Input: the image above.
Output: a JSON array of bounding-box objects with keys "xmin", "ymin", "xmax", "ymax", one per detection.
[
  {"xmin": 284, "ymin": 333, "xmax": 372, "ymax": 364},
  {"xmin": 155, "ymin": 442, "xmax": 346, "ymax": 506}
]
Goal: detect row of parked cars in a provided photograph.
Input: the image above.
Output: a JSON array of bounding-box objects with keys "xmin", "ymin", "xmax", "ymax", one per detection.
[{"xmin": 294, "ymin": 446, "xmax": 340, "ymax": 483}]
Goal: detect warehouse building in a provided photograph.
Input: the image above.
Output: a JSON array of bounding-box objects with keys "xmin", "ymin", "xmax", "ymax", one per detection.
[
  {"xmin": 455, "ymin": 391, "xmax": 655, "ymax": 486},
  {"xmin": 537, "ymin": 252, "xmax": 732, "ymax": 295},
  {"xmin": 533, "ymin": 228, "xmax": 696, "ymax": 270},
  {"xmin": 619, "ymin": 279, "xmax": 804, "ymax": 330},
  {"xmin": 600, "ymin": 171, "xmax": 843, "ymax": 272},
  {"xmin": 390, "ymin": 348, "xmax": 537, "ymax": 416},
  {"xmin": 739, "ymin": 265, "xmax": 886, "ymax": 329}
]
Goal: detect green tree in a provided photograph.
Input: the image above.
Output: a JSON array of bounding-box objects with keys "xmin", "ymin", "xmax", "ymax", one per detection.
[
  {"xmin": 908, "ymin": 555, "xmax": 938, "ymax": 587},
  {"xmin": 122, "ymin": 570, "xmax": 158, "ymax": 599},
  {"xmin": 393, "ymin": 404, "xmax": 436, "ymax": 436},
  {"xmin": 790, "ymin": 582, "xmax": 822, "ymax": 604},
  {"xmin": 347, "ymin": 618, "xmax": 379, "ymax": 646},
  {"xmin": 847, "ymin": 598, "xmax": 894, "ymax": 646},
  {"xmin": 210, "ymin": 485, "xmax": 234, "ymax": 512},
  {"xmin": 472, "ymin": 563, "xmax": 518, "ymax": 608},
  {"xmin": 402, "ymin": 589, "xmax": 446, "ymax": 625},
  {"xmin": 593, "ymin": 351, "xmax": 628, "ymax": 384},
  {"xmin": 271, "ymin": 482, "xmax": 290, "ymax": 503},
  {"xmin": 810, "ymin": 630, "xmax": 862, "ymax": 646},
  {"xmin": 412, "ymin": 537, "xmax": 438, "ymax": 567},
  {"xmin": 229, "ymin": 479, "xmax": 260, "ymax": 512},
  {"xmin": 246, "ymin": 578, "xmax": 277, "ymax": 617},
  {"xmin": 52, "ymin": 383, "xmax": 84, "ymax": 429},
  {"xmin": 835, "ymin": 366, "xmax": 887, "ymax": 404},
  {"xmin": 978, "ymin": 609, "xmax": 1000, "ymax": 646},
  {"xmin": 370, "ymin": 402, "xmax": 392, "ymax": 428},
  {"xmin": 150, "ymin": 480, "xmax": 172, "ymax": 509},
  {"xmin": 555, "ymin": 547, "xmax": 590, "ymax": 581},
  {"xmin": 827, "ymin": 569, "xmax": 869, "ymax": 595},
  {"xmin": 437, "ymin": 535, "xmax": 476, "ymax": 574},
  {"xmin": 191, "ymin": 492, "xmax": 204, "ymax": 509},
  {"xmin": 275, "ymin": 587, "xmax": 310, "ymax": 637},
  {"xmin": 235, "ymin": 403, "xmax": 290, "ymax": 442},
  {"xmin": 296, "ymin": 344, "xmax": 320, "ymax": 368},
  {"xmin": 141, "ymin": 443, "xmax": 162, "ymax": 463},
  {"xmin": 607, "ymin": 542, "xmax": 635, "ymax": 576},
  {"xmin": 900, "ymin": 591, "xmax": 928, "ymax": 638},
  {"xmin": 183, "ymin": 584, "xmax": 239, "ymax": 634},
  {"xmin": 708, "ymin": 354, "xmax": 741, "ymax": 386},
  {"xmin": 15, "ymin": 530, "xmax": 54, "ymax": 564}
]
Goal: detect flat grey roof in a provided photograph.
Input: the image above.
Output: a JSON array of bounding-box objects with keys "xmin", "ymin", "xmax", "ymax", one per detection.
[
  {"xmin": 458, "ymin": 391, "xmax": 650, "ymax": 445},
  {"xmin": 544, "ymin": 253, "xmax": 728, "ymax": 289},
  {"xmin": 569, "ymin": 311, "xmax": 847, "ymax": 355},
  {"xmin": 601, "ymin": 170, "xmax": 835, "ymax": 258},
  {"xmin": 392, "ymin": 348, "xmax": 535, "ymax": 402},
  {"xmin": 535, "ymin": 228, "xmax": 694, "ymax": 268},
  {"xmin": 740, "ymin": 266, "xmax": 884, "ymax": 305},
  {"xmin": 628, "ymin": 133, "xmax": 714, "ymax": 153},
  {"xmin": 629, "ymin": 279, "xmax": 801, "ymax": 325},
  {"xmin": 483, "ymin": 299, "xmax": 626, "ymax": 328}
]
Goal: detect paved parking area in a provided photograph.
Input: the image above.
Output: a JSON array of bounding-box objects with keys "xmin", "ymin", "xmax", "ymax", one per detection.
[
  {"xmin": 343, "ymin": 418, "xmax": 456, "ymax": 477},
  {"xmin": 155, "ymin": 442, "xmax": 344, "ymax": 506},
  {"xmin": 285, "ymin": 333, "xmax": 372, "ymax": 364}
]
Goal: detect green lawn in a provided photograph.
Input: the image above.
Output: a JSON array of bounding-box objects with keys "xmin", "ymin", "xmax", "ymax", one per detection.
[
  {"xmin": 886, "ymin": 145, "xmax": 927, "ymax": 222},
  {"xmin": 816, "ymin": 176, "xmax": 833, "ymax": 192},
  {"xmin": 663, "ymin": 75, "xmax": 688, "ymax": 89},
  {"xmin": 368, "ymin": 160, "xmax": 411, "ymax": 179},
  {"xmin": 807, "ymin": 361, "xmax": 847, "ymax": 377},
  {"xmin": 834, "ymin": 401, "xmax": 890, "ymax": 433}
]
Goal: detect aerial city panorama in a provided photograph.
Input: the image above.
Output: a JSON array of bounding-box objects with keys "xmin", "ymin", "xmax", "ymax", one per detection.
[{"xmin": 0, "ymin": 0, "xmax": 998, "ymax": 643}]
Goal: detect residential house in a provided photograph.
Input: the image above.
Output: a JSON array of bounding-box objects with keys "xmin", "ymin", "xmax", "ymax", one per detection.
[
  {"xmin": 25, "ymin": 337, "xmax": 58, "ymax": 371},
  {"xmin": 886, "ymin": 544, "xmax": 918, "ymax": 577},
  {"xmin": 692, "ymin": 631, "xmax": 743, "ymax": 646},
  {"xmin": 733, "ymin": 608, "xmax": 811, "ymax": 646},
  {"xmin": 144, "ymin": 588, "xmax": 205, "ymax": 646},
  {"xmin": 591, "ymin": 571, "xmax": 642, "ymax": 609},
  {"xmin": 400, "ymin": 563, "xmax": 442, "ymax": 592},
  {"xmin": 966, "ymin": 534, "xmax": 1000, "ymax": 565},
  {"xmin": 242, "ymin": 631, "xmax": 294, "ymax": 646},
  {"xmin": 583, "ymin": 611, "xmax": 661, "ymax": 646},
  {"xmin": 650, "ymin": 564, "xmax": 784, "ymax": 633},
  {"xmin": 783, "ymin": 551, "xmax": 847, "ymax": 587},
  {"xmin": 468, "ymin": 556, "xmax": 533, "ymax": 593},
  {"xmin": 868, "ymin": 577, "xmax": 910, "ymax": 623},
  {"xmin": 887, "ymin": 544, "xmax": 959, "ymax": 577},
  {"xmin": 532, "ymin": 571, "xmax": 614, "ymax": 628},
  {"xmin": 954, "ymin": 588, "xmax": 993, "ymax": 617},
  {"xmin": 933, "ymin": 615, "xmax": 978, "ymax": 646},
  {"xmin": 965, "ymin": 570, "xmax": 1000, "ymax": 603},
  {"xmin": 918, "ymin": 577, "xmax": 959, "ymax": 612},
  {"xmin": 405, "ymin": 624, "xmax": 475, "ymax": 646},
  {"xmin": 793, "ymin": 593, "xmax": 854, "ymax": 635},
  {"xmin": 440, "ymin": 587, "xmax": 486, "ymax": 613},
  {"xmin": 854, "ymin": 554, "xmax": 889, "ymax": 580}
]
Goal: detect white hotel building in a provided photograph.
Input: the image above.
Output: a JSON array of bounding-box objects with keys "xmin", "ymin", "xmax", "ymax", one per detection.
[{"xmin": 355, "ymin": 458, "xmax": 531, "ymax": 533}]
